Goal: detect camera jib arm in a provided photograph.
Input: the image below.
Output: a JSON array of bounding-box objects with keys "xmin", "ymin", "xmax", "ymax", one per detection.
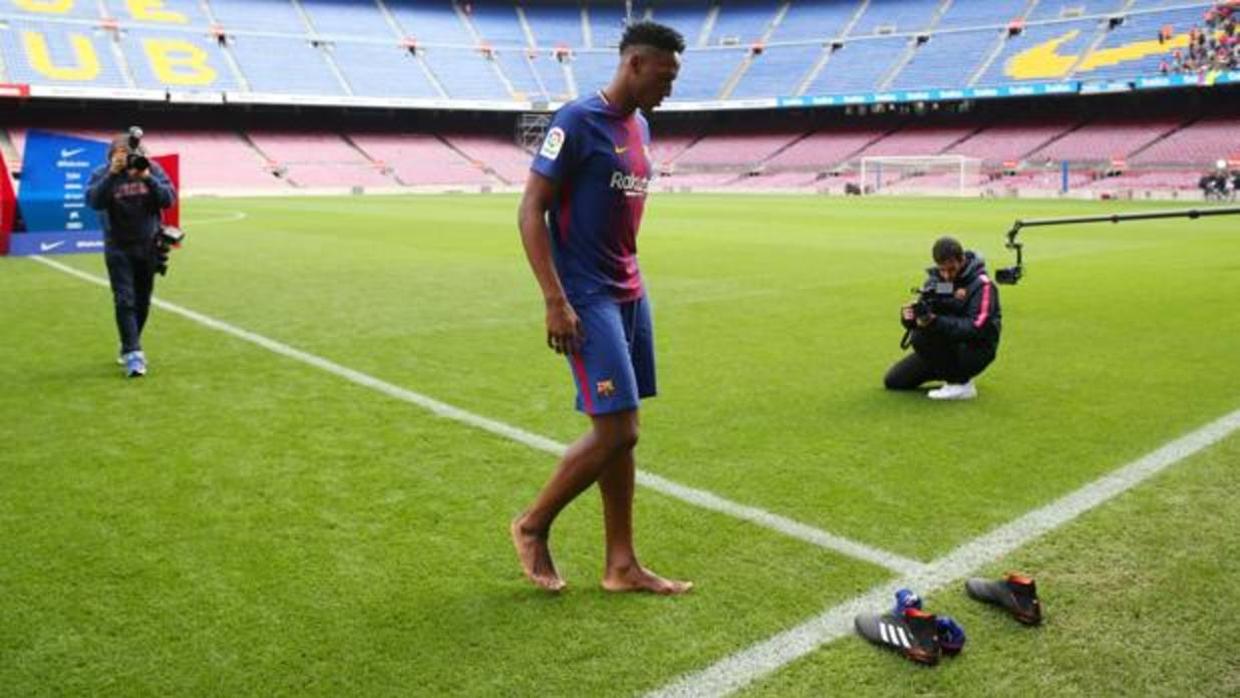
[{"xmin": 996, "ymin": 205, "xmax": 1240, "ymax": 285}]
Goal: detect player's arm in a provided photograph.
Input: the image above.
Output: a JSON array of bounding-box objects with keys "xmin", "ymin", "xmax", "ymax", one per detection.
[{"xmin": 518, "ymin": 170, "xmax": 581, "ymax": 355}]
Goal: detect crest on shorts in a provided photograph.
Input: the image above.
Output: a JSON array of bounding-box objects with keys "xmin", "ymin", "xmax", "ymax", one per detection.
[{"xmin": 596, "ymin": 379, "xmax": 616, "ymax": 397}]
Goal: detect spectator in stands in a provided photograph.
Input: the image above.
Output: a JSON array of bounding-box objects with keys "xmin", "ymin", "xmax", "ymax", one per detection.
[
  {"xmin": 512, "ymin": 22, "xmax": 691, "ymax": 595},
  {"xmin": 86, "ymin": 133, "xmax": 176, "ymax": 378},
  {"xmin": 884, "ymin": 236, "xmax": 1001, "ymax": 401}
]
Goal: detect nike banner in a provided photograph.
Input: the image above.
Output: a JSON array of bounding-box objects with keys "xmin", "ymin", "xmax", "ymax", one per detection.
[{"xmin": 17, "ymin": 130, "xmax": 107, "ymax": 234}]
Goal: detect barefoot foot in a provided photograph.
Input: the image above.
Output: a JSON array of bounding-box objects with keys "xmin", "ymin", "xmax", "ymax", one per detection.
[
  {"xmin": 510, "ymin": 517, "xmax": 567, "ymax": 593},
  {"xmin": 601, "ymin": 565, "xmax": 693, "ymax": 595}
]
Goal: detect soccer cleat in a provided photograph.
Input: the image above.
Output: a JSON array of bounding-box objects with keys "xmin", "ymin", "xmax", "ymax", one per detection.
[
  {"xmin": 928, "ymin": 380, "xmax": 978, "ymax": 400},
  {"xmin": 122, "ymin": 351, "xmax": 147, "ymax": 378},
  {"xmin": 893, "ymin": 587, "xmax": 922, "ymax": 615},
  {"xmin": 965, "ymin": 573, "xmax": 1043, "ymax": 625},
  {"xmin": 935, "ymin": 616, "xmax": 967, "ymax": 655},
  {"xmin": 855, "ymin": 608, "xmax": 942, "ymax": 665}
]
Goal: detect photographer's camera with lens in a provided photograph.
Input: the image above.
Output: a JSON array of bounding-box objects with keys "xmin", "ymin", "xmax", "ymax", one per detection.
[
  {"xmin": 154, "ymin": 226, "xmax": 185, "ymax": 276},
  {"xmin": 125, "ymin": 126, "xmax": 149, "ymax": 171},
  {"xmin": 912, "ymin": 279, "xmax": 955, "ymax": 321},
  {"xmin": 900, "ymin": 279, "xmax": 954, "ymax": 349}
]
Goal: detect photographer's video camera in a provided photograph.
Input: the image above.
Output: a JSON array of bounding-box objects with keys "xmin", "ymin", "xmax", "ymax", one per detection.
[
  {"xmin": 912, "ymin": 280, "xmax": 954, "ymax": 321},
  {"xmin": 154, "ymin": 226, "xmax": 185, "ymax": 276},
  {"xmin": 126, "ymin": 126, "xmax": 149, "ymax": 171}
]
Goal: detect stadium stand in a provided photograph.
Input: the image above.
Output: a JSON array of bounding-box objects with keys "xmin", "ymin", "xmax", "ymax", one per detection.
[
  {"xmin": 849, "ymin": 0, "xmax": 943, "ymax": 36},
  {"xmin": 0, "ymin": 20, "xmax": 131, "ymax": 89},
  {"xmin": 0, "ymin": 0, "xmax": 1232, "ymax": 103},
  {"xmin": 1130, "ymin": 115, "xmax": 1240, "ymax": 165},
  {"xmin": 1026, "ymin": 116, "xmax": 1183, "ymax": 162},
  {"xmin": 348, "ymin": 131, "xmax": 495, "ymax": 186},
  {"xmin": 332, "ymin": 42, "xmax": 443, "ymax": 99},
  {"xmin": 710, "ymin": 0, "xmax": 780, "ymax": 44},
  {"xmin": 730, "ymin": 44, "xmax": 823, "ymax": 98},
  {"xmin": 2, "ymin": 1, "xmax": 1239, "ymax": 199},
  {"xmin": 887, "ymin": 29, "xmax": 1002, "ymax": 90},
  {"xmin": 523, "ymin": 1, "xmax": 587, "ymax": 47}
]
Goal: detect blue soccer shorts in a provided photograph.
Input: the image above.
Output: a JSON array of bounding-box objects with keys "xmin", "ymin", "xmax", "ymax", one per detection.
[{"xmin": 566, "ymin": 296, "xmax": 657, "ymax": 415}]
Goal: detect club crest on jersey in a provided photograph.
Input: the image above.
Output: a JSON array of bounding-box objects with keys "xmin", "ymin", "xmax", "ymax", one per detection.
[
  {"xmin": 540, "ymin": 127, "xmax": 565, "ymax": 160},
  {"xmin": 596, "ymin": 379, "xmax": 616, "ymax": 397}
]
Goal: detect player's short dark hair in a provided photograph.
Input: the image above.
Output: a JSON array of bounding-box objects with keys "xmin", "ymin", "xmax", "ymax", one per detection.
[
  {"xmin": 619, "ymin": 21, "xmax": 685, "ymax": 55},
  {"xmin": 932, "ymin": 236, "xmax": 964, "ymax": 263}
]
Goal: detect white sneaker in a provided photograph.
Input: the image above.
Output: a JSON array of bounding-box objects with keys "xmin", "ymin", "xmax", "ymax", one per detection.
[{"xmin": 928, "ymin": 381, "xmax": 977, "ymax": 400}]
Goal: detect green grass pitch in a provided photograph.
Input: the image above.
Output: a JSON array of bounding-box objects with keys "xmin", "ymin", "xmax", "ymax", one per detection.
[{"xmin": 2, "ymin": 194, "xmax": 1238, "ymax": 696}]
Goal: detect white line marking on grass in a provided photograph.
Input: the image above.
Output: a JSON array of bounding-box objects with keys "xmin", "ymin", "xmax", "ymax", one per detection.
[
  {"xmin": 648, "ymin": 407, "xmax": 1240, "ymax": 698},
  {"xmin": 31, "ymin": 254, "xmax": 926, "ymax": 577},
  {"xmin": 181, "ymin": 211, "xmax": 248, "ymax": 226}
]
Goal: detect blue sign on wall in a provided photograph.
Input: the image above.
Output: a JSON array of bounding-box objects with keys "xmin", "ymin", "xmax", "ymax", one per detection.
[{"xmin": 17, "ymin": 130, "xmax": 107, "ymax": 233}]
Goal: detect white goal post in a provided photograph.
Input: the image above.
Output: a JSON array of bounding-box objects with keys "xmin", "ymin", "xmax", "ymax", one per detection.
[{"xmin": 858, "ymin": 155, "xmax": 982, "ymax": 196}]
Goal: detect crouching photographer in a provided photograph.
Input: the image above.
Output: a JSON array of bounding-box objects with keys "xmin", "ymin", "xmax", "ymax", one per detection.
[
  {"xmin": 884, "ymin": 236, "xmax": 1001, "ymax": 401},
  {"xmin": 85, "ymin": 127, "xmax": 178, "ymax": 378}
]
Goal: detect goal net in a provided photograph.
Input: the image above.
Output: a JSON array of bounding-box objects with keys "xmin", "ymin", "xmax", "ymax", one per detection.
[{"xmin": 858, "ymin": 155, "xmax": 982, "ymax": 196}]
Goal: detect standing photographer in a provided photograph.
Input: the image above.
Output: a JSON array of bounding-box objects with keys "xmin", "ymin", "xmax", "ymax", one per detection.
[
  {"xmin": 884, "ymin": 236, "xmax": 1001, "ymax": 400},
  {"xmin": 86, "ymin": 130, "xmax": 176, "ymax": 378}
]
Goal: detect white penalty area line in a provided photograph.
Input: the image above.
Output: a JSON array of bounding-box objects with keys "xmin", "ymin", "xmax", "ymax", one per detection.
[
  {"xmin": 649, "ymin": 406, "xmax": 1240, "ymax": 698},
  {"xmin": 180, "ymin": 211, "xmax": 248, "ymax": 226},
  {"xmin": 31, "ymin": 254, "xmax": 926, "ymax": 577}
]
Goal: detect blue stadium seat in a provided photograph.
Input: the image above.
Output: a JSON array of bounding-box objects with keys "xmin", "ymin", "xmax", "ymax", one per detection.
[
  {"xmin": 523, "ymin": 1, "xmax": 586, "ymax": 48},
  {"xmin": 8, "ymin": 0, "xmax": 100, "ymax": 20},
  {"xmin": 420, "ymin": 46, "xmax": 511, "ymax": 98},
  {"xmin": 935, "ymin": 0, "xmax": 1028, "ymax": 30},
  {"xmin": 228, "ymin": 34, "xmax": 347, "ymax": 94},
  {"xmin": 121, "ymin": 27, "xmax": 242, "ymax": 91},
  {"xmin": 850, "ymin": 0, "xmax": 941, "ymax": 36},
  {"xmin": 569, "ymin": 49, "xmax": 617, "ymax": 93},
  {"xmin": 300, "ymin": 0, "xmax": 397, "ymax": 39},
  {"xmin": 767, "ymin": 1, "xmax": 858, "ymax": 42},
  {"xmin": 1026, "ymin": 1, "xmax": 1128, "ymax": 22},
  {"xmin": 647, "ymin": 0, "xmax": 709, "ymax": 47},
  {"xmin": 209, "ymin": 0, "xmax": 307, "ymax": 33},
  {"xmin": 587, "ymin": 0, "xmax": 628, "ymax": 48},
  {"xmin": 673, "ymin": 47, "xmax": 745, "ymax": 99},
  {"xmin": 529, "ymin": 52, "xmax": 571, "ymax": 99},
  {"xmin": 730, "ymin": 44, "xmax": 822, "ymax": 98},
  {"xmin": 976, "ymin": 18, "xmax": 1100, "ymax": 86},
  {"xmin": 0, "ymin": 19, "xmax": 129, "ymax": 88},
  {"xmin": 710, "ymin": 0, "xmax": 778, "ymax": 45},
  {"xmin": 386, "ymin": 0, "xmax": 474, "ymax": 45},
  {"xmin": 888, "ymin": 29, "xmax": 1000, "ymax": 90},
  {"xmin": 1076, "ymin": 6, "xmax": 1205, "ymax": 81},
  {"xmin": 332, "ymin": 41, "xmax": 442, "ymax": 98},
  {"xmin": 104, "ymin": 0, "xmax": 210, "ymax": 27},
  {"xmin": 494, "ymin": 47, "xmax": 546, "ymax": 99},
  {"xmin": 804, "ymin": 36, "xmax": 909, "ymax": 94},
  {"xmin": 467, "ymin": 0, "xmax": 530, "ymax": 46}
]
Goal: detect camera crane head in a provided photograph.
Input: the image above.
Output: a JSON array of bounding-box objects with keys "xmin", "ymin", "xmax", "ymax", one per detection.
[{"xmin": 994, "ymin": 205, "xmax": 1240, "ymax": 286}]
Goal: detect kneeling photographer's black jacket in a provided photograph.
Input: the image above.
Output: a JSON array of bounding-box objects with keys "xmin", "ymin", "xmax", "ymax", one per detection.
[
  {"xmin": 906, "ymin": 252, "xmax": 1001, "ymax": 347},
  {"xmin": 85, "ymin": 162, "xmax": 176, "ymax": 247}
]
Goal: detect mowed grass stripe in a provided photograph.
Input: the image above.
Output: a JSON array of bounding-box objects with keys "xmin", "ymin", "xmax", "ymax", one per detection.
[
  {"xmin": 30, "ymin": 254, "xmax": 925, "ymax": 575},
  {"xmin": 650, "ymin": 406, "xmax": 1240, "ymax": 697},
  {"xmin": 0, "ymin": 258, "xmax": 892, "ymax": 697}
]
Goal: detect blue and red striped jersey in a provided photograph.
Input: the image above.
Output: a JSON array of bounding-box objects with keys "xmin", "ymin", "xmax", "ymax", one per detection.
[{"xmin": 530, "ymin": 93, "xmax": 652, "ymax": 305}]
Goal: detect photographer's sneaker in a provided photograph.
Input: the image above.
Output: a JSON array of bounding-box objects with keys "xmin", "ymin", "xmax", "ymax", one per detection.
[
  {"xmin": 122, "ymin": 351, "xmax": 147, "ymax": 378},
  {"xmin": 928, "ymin": 381, "xmax": 977, "ymax": 400}
]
